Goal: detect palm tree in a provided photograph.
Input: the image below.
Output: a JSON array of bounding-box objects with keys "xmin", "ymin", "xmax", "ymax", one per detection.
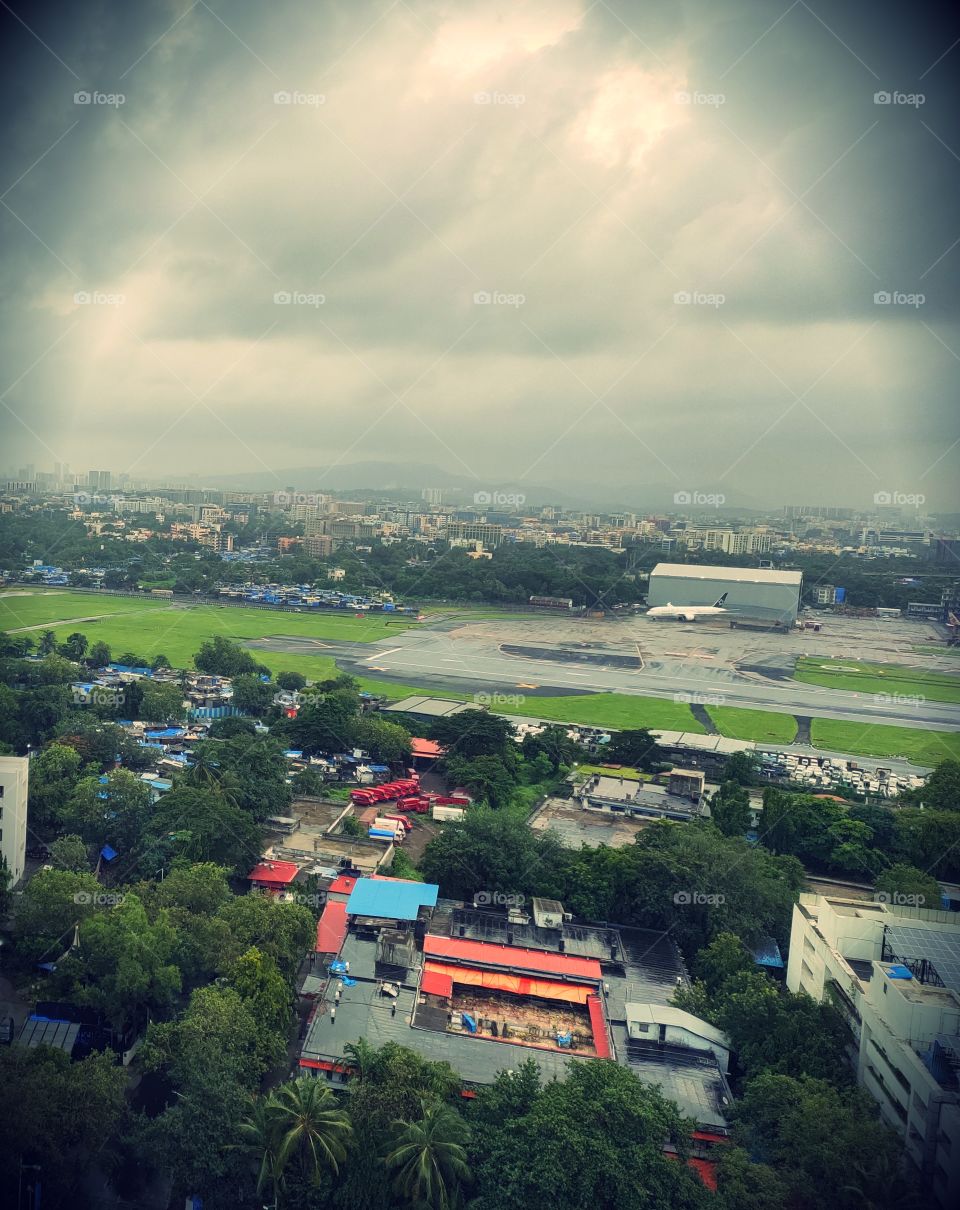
[
  {"xmin": 344, "ymin": 1038, "xmax": 377, "ymax": 1082},
  {"xmin": 383, "ymin": 1099, "xmax": 471, "ymax": 1210},
  {"xmin": 238, "ymin": 1097, "xmax": 284, "ymax": 1206},
  {"xmin": 270, "ymin": 1076, "xmax": 353, "ymax": 1186}
]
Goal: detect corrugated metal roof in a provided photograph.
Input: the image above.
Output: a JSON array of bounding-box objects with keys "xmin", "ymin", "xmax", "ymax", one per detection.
[
  {"xmin": 423, "ymin": 935, "xmax": 601, "ymax": 980},
  {"xmin": 315, "ymin": 901, "xmax": 348, "ymax": 954},
  {"xmin": 248, "ymin": 860, "xmax": 300, "ymax": 884},
  {"xmin": 346, "ymin": 877, "xmax": 439, "ymax": 920},
  {"xmin": 651, "ymin": 562, "xmax": 802, "ymax": 586}
]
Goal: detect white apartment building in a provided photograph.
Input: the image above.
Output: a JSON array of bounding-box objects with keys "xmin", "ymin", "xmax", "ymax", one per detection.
[
  {"xmin": 787, "ymin": 893, "xmax": 960, "ymax": 1207},
  {"xmin": 0, "ymin": 754, "xmax": 29, "ymax": 886},
  {"xmin": 679, "ymin": 528, "xmax": 772, "ymax": 555}
]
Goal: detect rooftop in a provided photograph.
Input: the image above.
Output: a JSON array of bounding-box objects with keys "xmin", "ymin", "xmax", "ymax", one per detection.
[
  {"xmin": 382, "ymin": 696, "xmax": 480, "ymax": 719},
  {"xmin": 651, "ymin": 562, "xmax": 803, "ymax": 586},
  {"xmin": 346, "ymin": 877, "xmax": 440, "ymax": 921}
]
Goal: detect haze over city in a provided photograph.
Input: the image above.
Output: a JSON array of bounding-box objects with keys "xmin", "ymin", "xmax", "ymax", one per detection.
[{"xmin": 1, "ymin": 0, "xmax": 958, "ymax": 507}]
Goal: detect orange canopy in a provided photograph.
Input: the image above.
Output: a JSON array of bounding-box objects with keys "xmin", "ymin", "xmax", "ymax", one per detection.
[{"xmin": 424, "ymin": 961, "xmax": 592, "ymax": 1004}]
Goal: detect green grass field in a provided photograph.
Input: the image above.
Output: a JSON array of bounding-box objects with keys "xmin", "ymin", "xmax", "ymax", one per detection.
[
  {"xmin": 576, "ymin": 764, "xmax": 652, "ymax": 781},
  {"xmin": 810, "ymin": 719, "xmax": 960, "ymax": 766},
  {"xmin": 795, "ymin": 657, "xmax": 960, "ymax": 704},
  {"xmin": 0, "ymin": 590, "xmax": 171, "ymax": 630},
  {"xmin": 4, "ymin": 590, "xmax": 955, "ymax": 764},
  {"xmin": 706, "ymin": 706, "xmax": 797, "ymax": 744}
]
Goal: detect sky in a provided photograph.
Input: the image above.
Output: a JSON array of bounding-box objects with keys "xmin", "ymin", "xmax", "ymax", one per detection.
[{"xmin": 1, "ymin": 0, "xmax": 958, "ymax": 510}]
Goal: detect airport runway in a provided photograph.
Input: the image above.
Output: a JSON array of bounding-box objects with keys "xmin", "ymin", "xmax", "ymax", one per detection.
[{"xmin": 247, "ymin": 612, "xmax": 960, "ymax": 733}]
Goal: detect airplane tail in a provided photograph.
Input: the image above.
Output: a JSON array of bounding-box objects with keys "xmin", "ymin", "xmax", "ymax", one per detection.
[{"xmin": 713, "ymin": 592, "xmax": 728, "ymax": 608}]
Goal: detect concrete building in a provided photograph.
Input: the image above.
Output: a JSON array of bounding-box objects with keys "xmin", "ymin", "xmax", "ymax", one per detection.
[
  {"xmin": 679, "ymin": 528, "xmax": 772, "ymax": 556},
  {"xmin": 787, "ymin": 893, "xmax": 960, "ymax": 1207},
  {"xmin": 444, "ymin": 522, "xmax": 504, "ymax": 548},
  {"xmin": 0, "ymin": 754, "xmax": 29, "ymax": 886},
  {"xmin": 812, "ymin": 584, "xmax": 838, "ymax": 605},
  {"xmin": 647, "ymin": 563, "xmax": 803, "ymax": 624}
]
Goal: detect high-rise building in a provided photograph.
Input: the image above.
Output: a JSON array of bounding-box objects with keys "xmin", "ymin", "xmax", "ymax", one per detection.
[
  {"xmin": 787, "ymin": 893, "xmax": 960, "ymax": 1208},
  {"xmin": 0, "ymin": 754, "xmax": 29, "ymax": 886},
  {"xmin": 421, "ymin": 487, "xmax": 443, "ymax": 506}
]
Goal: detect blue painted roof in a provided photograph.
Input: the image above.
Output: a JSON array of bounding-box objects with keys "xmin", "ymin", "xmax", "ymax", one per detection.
[{"xmin": 345, "ymin": 877, "xmax": 439, "ymax": 921}]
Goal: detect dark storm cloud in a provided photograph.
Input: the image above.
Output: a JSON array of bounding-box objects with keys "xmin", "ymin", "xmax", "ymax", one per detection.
[{"xmin": 0, "ymin": 0, "xmax": 957, "ymax": 506}]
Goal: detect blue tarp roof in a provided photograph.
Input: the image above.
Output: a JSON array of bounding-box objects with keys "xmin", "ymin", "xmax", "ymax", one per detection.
[
  {"xmin": 887, "ymin": 964, "xmax": 913, "ymax": 980},
  {"xmin": 100, "ymin": 845, "xmax": 118, "ymax": 862},
  {"xmin": 346, "ymin": 877, "xmax": 439, "ymax": 921},
  {"xmin": 750, "ymin": 936, "xmax": 784, "ymax": 969},
  {"xmin": 145, "ymin": 728, "xmax": 185, "ymax": 739},
  {"xmin": 368, "ymin": 764, "xmax": 390, "ymax": 772}
]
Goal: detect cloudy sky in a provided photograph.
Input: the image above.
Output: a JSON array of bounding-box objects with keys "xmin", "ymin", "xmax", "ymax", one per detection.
[{"xmin": 1, "ymin": 0, "xmax": 958, "ymax": 508}]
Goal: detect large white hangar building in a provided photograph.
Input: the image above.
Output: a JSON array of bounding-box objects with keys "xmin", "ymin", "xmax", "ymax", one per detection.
[{"xmin": 647, "ymin": 563, "xmax": 804, "ymax": 624}]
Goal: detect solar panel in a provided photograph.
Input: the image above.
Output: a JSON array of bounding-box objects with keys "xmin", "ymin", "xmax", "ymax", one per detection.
[{"xmin": 884, "ymin": 925, "xmax": 960, "ymax": 992}]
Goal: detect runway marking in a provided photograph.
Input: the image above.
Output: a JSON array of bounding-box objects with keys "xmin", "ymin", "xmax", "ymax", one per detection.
[{"xmin": 363, "ymin": 647, "xmax": 401, "ymax": 661}]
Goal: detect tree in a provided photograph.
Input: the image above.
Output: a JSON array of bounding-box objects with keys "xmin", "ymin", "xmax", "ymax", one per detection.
[
  {"xmin": 48, "ymin": 833, "xmax": 89, "ymax": 872},
  {"xmin": 194, "ymin": 636, "xmax": 268, "ymax": 678},
  {"xmin": 874, "ymin": 863, "xmax": 941, "ymax": 909},
  {"xmin": 291, "ymin": 766, "xmax": 327, "ymax": 797},
  {"xmin": 692, "ymin": 931, "xmax": 753, "ymax": 992},
  {"xmin": 467, "ymin": 1059, "xmax": 707, "ymax": 1210},
  {"xmin": 420, "ymin": 806, "xmax": 567, "ymax": 903},
  {"xmin": 217, "ymin": 893, "xmax": 314, "ymax": 979},
  {"xmin": 714, "ymin": 1147, "xmax": 788, "ymax": 1210},
  {"xmin": 138, "ymin": 679, "xmax": 186, "ymax": 722},
  {"xmin": 68, "ymin": 893, "xmax": 182, "ymax": 1028},
  {"xmin": 148, "ymin": 785, "xmax": 264, "ymax": 871},
  {"xmin": 606, "ymin": 727, "xmax": 664, "ymax": 771},
  {"xmin": 722, "ymin": 750, "xmax": 760, "ymax": 786},
  {"xmin": 732, "ymin": 1071, "xmax": 905, "ymax": 1210},
  {"xmin": 14, "ymin": 868, "xmax": 102, "ymax": 962},
  {"xmin": 62, "ymin": 768, "xmax": 153, "ymax": 854},
  {"xmin": 231, "ymin": 673, "xmax": 276, "ymax": 716},
  {"xmin": 268, "ymin": 1077, "xmax": 353, "ymax": 1184},
  {"xmin": 384, "ymin": 1098, "xmax": 471, "ymax": 1210},
  {"xmin": 710, "ymin": 781, "xmax": 752, "ymax": 837},
  {"xmin": 430, "ymin": 709, "xmax": 515, "ymax": 760},
  {"xmin": 152, "ymin": 861, "xmax": 233, "ymax": 915},
  {"xmin": 59, "ymin": 631, "xmax": 88, "ymax": 661},
  {"xmin": 88, "ymin": 640, "xmax": 111, "ymax": 667},
  {"xmin": 276, "ymin": 670, "xmax": 307, "ymax": 691},
  {"xmin": 443, "ymin": 754, "xmax": 518, "ymax": 808},
  {"xmin": 225, "ymin": 947, "xmax": 293, "ymax": 1070},
  {"xmin": 37, "ymin": 629, "xmax": 57, "ymax": 656},
  {"xmin": 27, "ymin": 741, "xmax": 84, "ymax": 833},
  {"xmin": 208, "ymin": 715, "xmax": 257, "ymax": 739},
  {"xmin": 353, "ymin": 715, "xmax": 413, "ymax": 764},
  {"xmin": 903, "ymin": 758, "xmax": 960, "ymax": 812},
  {"xmin": 0, "ymin": 1048, "xmax": 127, "ymax": 1206}
]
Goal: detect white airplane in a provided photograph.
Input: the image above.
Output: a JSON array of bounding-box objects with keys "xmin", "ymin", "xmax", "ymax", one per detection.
[{"xmin": 646, "ymin": 592, "xmax": 729, "ymax": 622}]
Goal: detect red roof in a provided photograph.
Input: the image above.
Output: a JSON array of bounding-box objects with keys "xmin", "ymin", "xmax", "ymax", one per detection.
[
  {"xmin": 422, "ymin": 935, "xmax": 601, "ymax": 980},
  {"xmin": 248, "ymin": 860, "xmax": 300, "ymax": 885},
  {"xmin": 315, "ymin": 901, "xmax": 348, "ymax": 953},
  {"xmin": 410, "ymin": 737, "xmax": 443, "ymax": 758},
  {"xmin": 328, "ymin": 873, "xmax": 360, "ymax": 895},
  {"xmin": 587, "ymin": 994, "xmax": 611, "ymax": 1058},
  {"xmin": 420, "ymin": 968, "xmax": 454, "ymax": 997}
]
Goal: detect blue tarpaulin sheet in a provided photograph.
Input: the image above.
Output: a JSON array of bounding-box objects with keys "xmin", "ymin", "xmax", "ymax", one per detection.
[
  {"xmin": 100, "ymin": 845, "xmax": 118, "ymax": 862},
  {"xmin": 887, "ymin": 964, "xmax": 913, "ymax": 980},
  {"xmin": 461, "ymin": 1013, "xmax": 477, "ymax": 1033}
]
